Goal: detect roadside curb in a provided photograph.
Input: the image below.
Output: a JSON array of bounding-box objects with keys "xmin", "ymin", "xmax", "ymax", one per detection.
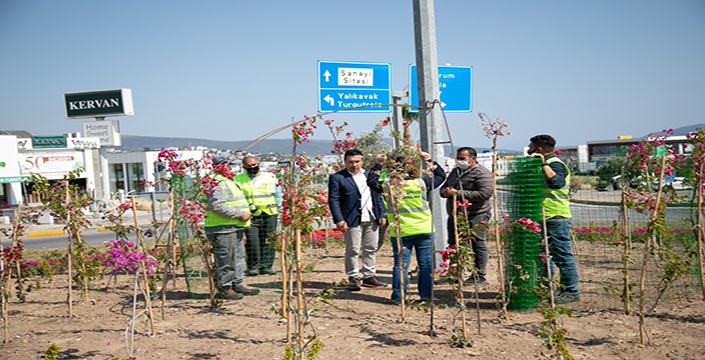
[
  {"xmin": 24, "ymin": 226, "xmax": 111, "ymax": 238},
  {"xmin": 27, "ymin": 229, "xmax": 65, "ymax": 238},
  {"xmin": 23, "ymin": 225, "xmax": 138, "ymax": 238}
]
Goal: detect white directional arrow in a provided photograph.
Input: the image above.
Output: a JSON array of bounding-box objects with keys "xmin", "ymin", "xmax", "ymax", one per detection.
[
  {"xmin": 324, "ymin": 95, "xmax": 334, "ymax": 106},
  {"xmin": 323, "ymin": 70, "xmax": 331, "ymax": 82},
  {"xmin": 441, "ymin": 102, "xmax": 447, "ymax": 108}
]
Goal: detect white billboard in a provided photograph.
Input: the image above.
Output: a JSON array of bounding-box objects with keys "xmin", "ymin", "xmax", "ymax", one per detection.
[
  {"xmin": 21, "ymin": 151, "xmax": 85, "ymax": 174},
  {"xmin": 82, "ymin": 120, "xmax": 122, "ymax": 146}
]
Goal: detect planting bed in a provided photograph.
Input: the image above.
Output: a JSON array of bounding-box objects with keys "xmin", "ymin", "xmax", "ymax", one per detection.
[{"xmin": 1, "ymin": 241, "xmax": 704, "ymax": 360}]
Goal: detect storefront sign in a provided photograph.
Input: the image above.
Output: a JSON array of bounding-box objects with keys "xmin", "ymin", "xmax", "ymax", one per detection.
[
  {"xmin": 21, "ymin": 151, "xmax": 84, "ymax": 173},
  {"xmin": 82, "ymin": 120, "xmax": 122, "ymax": 146},
  {"xmin": 32, "ymin": 136, "xmax": 67, "ymax": 148},
  {"xmin": 0, "ymin": 176, "xmax": 23, "ymax": 183}
]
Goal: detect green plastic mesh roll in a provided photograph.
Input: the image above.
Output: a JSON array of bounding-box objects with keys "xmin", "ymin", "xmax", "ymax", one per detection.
[
  {"xmin": 174, "ymin": 175, "xmax": 211, "ymax": 299},
  {"xmin": 503, "ymin": 157, "xmax": 544, "ymax": 310}
]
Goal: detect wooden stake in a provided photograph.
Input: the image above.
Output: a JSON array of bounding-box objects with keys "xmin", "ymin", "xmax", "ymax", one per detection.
[
  {"xmin": 491, "ymin": 151, "xmax": 508, "ymax": 320},
  {"xmin": 131, "ymin": 197, "xmax": 156, "ymax": 336},
  {"xmin": 66, "ymin": 180, "xmax": 73, "ymax": 319},
  {"xmin": 385, "ymin": 181, "xmax": 405, "ymax": 322},
  {"xmin": 295, "ymin": 230, "xmax": 305, "ymax": 359},
  {"xmin": 160, "ymin": 191, "xmax": 176, "ymax": 320},
  {"xmin": 696, "ymin": 164, "xmax": 705, "ymax": 300},
  {"xmin": 11, "ymin": 204, "xmax": 25, "ymax": 302},
  {"xmin": 620, "ymin": 168, "xmax": 632, "ymax": 315},
  {"xmin": 638, "ymin": 154, "xmax": 666, "ymax": 344},
  {"xmin": 542, "ymin": 206, "xmax": 556, "ymax": 309}
]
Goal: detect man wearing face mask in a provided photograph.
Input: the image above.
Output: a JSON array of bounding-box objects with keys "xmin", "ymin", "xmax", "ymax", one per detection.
[
  {"xmin": 528, "ymin": 134, "xmax": 579, "ymax": 304},
  {"xmin": 440, "ymin": 147, "xmax": 493, "ymax": 285},
  {"xmin": 235, "ymin": 155, "xmax": 281, "ymax": 276}
]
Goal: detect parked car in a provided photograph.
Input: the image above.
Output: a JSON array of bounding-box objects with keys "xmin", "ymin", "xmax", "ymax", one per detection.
[
  {"xmin": 651, "ymin": 176, "xmax": 690, "ymax": 191},
  {"xmin": 610, "ymin": 175, "xmax": 646, "ymax": 190}
]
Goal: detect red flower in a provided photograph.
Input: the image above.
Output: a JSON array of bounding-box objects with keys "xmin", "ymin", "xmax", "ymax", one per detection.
[{"xmin": 381, "ymin": 119, "xmax": 389, "ymax": 126}]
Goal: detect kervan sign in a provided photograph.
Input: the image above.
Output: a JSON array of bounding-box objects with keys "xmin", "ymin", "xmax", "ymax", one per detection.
[
  {"xmin": 64, "ymin": 89, "xmax": 134, "ymax": 119},
  {"xmin": 32, "ymin": 136, "xmax": 67, "ymax": 148}
]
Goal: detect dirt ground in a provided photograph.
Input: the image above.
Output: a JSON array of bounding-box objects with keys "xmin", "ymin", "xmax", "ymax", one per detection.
[{"xmin": 1, "ymin": 242, "xmax": 704, "ymax": 360}]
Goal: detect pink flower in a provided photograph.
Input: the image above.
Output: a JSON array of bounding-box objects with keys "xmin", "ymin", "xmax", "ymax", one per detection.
[
  {"xmin": 516, "ymin": 217, "xmax": 541, "ymax": 233},
  {"xmin": 455, "ymin": 199, "xmax": 471, "ymax": 208}
]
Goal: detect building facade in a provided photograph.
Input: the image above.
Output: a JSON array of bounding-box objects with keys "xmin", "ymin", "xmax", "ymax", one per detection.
[{"xmin": 0, "ymin": 133, "xmax": 101, "ymax": 206}]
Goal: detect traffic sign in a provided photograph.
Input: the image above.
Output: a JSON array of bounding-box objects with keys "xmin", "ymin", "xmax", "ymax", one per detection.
[
  {"xmin": 318, "ymin": 60, "xmax": 391, "ymax": 112},
  {"xmin": 408, "ymin": 65, "xmax": 472, "ymax": 112}
]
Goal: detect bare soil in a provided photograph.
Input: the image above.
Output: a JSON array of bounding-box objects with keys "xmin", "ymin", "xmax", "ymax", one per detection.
[{"xmin": 2, "ymin": 242, "xmax": 704, "ymax": 360}]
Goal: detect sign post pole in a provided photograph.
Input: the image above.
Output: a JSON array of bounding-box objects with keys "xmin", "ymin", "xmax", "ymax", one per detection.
[
  {"xmin": 95, "ymin": 117, "xmax": 111, "ymax": 200},
  {"xmin": 391, "ymin": 91, "xmax": 407, "ymax": 148}
]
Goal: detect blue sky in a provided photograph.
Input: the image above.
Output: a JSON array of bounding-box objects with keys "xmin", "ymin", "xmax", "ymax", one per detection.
[{"xmin": 1, "ymin": 0, "xmax": 703, "ymax": 151}]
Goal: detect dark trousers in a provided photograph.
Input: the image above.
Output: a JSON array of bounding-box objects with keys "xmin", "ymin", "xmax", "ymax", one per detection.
[
  {"xmin": 447, "ymin": 211, "xmax": 491, "ymax": 279},
  {"xmin": 244, "ymin": 213, "xmax": 278, "ymax": 271}
]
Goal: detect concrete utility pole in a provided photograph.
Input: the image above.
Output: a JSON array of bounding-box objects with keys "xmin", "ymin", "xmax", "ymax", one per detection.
[{"xmin": 413, "ymin": 0, "xmax": 447, "ymax": 264}]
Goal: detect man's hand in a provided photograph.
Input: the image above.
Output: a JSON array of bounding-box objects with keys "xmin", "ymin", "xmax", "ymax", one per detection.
[
  {"xmin": 376, "ymin": 153, "xmax": 387, "ymax": 165},
  {"xmin": 335, "ymin": 220, "xmax": 349, "ymax": 232},
  {"xmin": 241, "ymin": 212, "xmax": 252, "ymax": 222},
  {"xmin": 442, "ymin": 187, "xmax": 458, "ymax": 197},
  {"xmin": 530, "ymin": 152, "xmax": 546, "ymax": 163},
  {"xmin": 378, "ymin": 217, "xmax": 387, "ymax": 226}
]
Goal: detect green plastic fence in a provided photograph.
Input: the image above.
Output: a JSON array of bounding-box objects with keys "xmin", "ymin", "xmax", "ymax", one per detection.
[{"xmin": 502, "ymin": 157, "xmax": 544, "ymax": 310}]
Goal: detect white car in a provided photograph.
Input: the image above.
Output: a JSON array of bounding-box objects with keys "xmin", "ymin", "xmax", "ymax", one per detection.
[{"xmin": 651, "ymin": 176, "xmax": 690, "ymax": 191}]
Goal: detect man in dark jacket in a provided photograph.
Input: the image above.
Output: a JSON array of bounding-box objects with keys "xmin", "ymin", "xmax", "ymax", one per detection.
[
  {"xmin": 328, "ymin": 149, "xmax": 387, "ymax": 291},
  {"xmin": 440, "ymin": 147, "xmax": 494, "ymax": 284}
]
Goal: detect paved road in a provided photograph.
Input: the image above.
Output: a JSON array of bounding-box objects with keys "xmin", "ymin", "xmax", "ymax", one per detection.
[
  {"xmin": 17, "ymin": 226, "xmax": 155, "ymax": 249},
  {"xmin": 1, "ymin": 211, "xmax": 158, "ymax": 249},
  {"xmin": 8, "ymin": 194, "xmax": 697, "ymax": 250},
  {"xmin": 495, "ymin": 189, "xmax": 694, "ymax": 225}
]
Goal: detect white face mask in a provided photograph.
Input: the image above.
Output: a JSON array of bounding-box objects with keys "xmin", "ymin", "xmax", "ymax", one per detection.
[{"xmin": 456, "ymin": 160, "xmax": 470, "ymax": 170}]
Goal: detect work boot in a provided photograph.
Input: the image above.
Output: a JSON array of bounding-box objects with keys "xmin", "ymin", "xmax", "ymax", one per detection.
[
  {"xmin": 554, "ymin": 292, "xmax": 580, "ymax": 304},
  {"xmin": 221, "ymin": 287, "xmax": 244, "ymax": 300},
  {"xmin": 232, "ymin": 284, "xmax": 260, "ymax": 296},
  {"xmin": 463, "ymin": 276, "xmax": 488, "ymax": 285},
  {"xmin": 259, "ymin": 268, "xmax": 276, "ymax": 275},
  {"xmin": 245, "ymin": 269, "xmax": 259, "ymax": 276},
  {"xmin": 362, "ymin": 276, "xmax": 387, "ymax": 288},
  {"xmin": 347, "ymin": 277, "xmax": 362, "ymax": 291}
]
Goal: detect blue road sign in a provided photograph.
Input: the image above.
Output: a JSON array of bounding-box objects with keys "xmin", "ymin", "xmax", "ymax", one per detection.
[
  {"xmin": 408, "ymin": 65, "xmax": 472, "ymax": 112},
  {"xmin": 318, "ymin": 60, "xmax": 391, "ymax": 112}
]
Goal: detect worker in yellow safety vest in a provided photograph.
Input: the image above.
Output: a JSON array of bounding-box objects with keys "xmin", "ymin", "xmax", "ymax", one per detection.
[
  {"xmin": 367, "ymin": 152, "xmax": 445, "ymax": 303},
  {"xmin": 234, "ymin": 155, "xmax": 280, "ymax": 276},
  {"xmin": 203, "ymin": 152, "xmax": 260, "ymax": 300},
  {"xmin": 528, "ymin": 134, "xmax": 579, "ymax": 304}
]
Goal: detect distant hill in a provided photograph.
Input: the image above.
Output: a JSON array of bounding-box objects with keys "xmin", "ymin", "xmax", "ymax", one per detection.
[
  {"xmin": 114, "ymin": 135, "xmax": 520, "ymax": 156},
  {"xmin": 645, "ymin": 123, "xmax": 705, "ymax": 138},
  {"xmin": 115, "ymin": 135, "xmax": 335, "ymax": 155}
]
